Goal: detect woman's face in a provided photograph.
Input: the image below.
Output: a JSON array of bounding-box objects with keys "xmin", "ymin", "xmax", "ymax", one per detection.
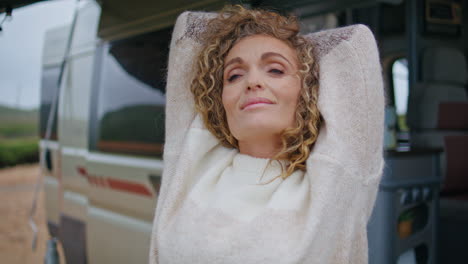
[{"xmin": 222, "ymin": 34, "xmax": 301, "ymax": 144}]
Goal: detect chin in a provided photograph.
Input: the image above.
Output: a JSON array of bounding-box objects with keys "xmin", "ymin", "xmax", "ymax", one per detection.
[{"xmin": 232, "ymin": 119, "xmax": 286, "ymax": 140}]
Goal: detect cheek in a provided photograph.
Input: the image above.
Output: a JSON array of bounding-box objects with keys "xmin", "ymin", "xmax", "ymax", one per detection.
[
  {"xmin": 293, "ymin": 78, "xmax": 302, "ymax": 102},
  {"xmin": 221, "ymin": 86, "xmax": 239, "ymax": 113},
  {"xmin": 222, "ymin": 86, "xmax": 236, "ymax": 119},
  {"xmin": 280, "ymin": 78, "xmax": 302, "ymax": 108},
  {"xmin": 279, "ymin": 79, "xmax": 302, "ymax": 126}
]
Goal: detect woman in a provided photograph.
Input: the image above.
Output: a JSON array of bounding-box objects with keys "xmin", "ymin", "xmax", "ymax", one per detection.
[{"xmin": 150, "ymin": 5, "xmax": 384, "ymax": 264}]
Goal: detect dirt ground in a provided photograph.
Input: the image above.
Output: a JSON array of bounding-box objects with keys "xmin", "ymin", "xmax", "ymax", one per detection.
[{"xmin": 0, "ymin": 164, "xmax": 65, "ymax": 264}]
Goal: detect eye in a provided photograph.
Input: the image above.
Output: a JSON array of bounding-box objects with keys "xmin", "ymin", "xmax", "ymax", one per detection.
[
  {"xmin": 269, "ymin": 68, "xmax": 284, "ymax": 75},
  {"xmin": 228, "ymin": 74, "xmax": 241, "ymax": 82}
]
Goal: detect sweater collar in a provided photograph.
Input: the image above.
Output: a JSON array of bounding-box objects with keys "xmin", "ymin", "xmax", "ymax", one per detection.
[{"xmin": 231, "ymin": 153, "xmax": 287, "ymax": 184}]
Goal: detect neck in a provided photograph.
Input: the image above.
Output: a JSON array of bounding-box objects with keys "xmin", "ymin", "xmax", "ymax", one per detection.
[{"xmin": 238, "ymin": 135, "xmax": 282, "ymax": 158}]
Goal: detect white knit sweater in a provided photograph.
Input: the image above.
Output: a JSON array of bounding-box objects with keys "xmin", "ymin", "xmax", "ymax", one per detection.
[{"xmin": 150, "ymin": 12, "xmax": 385, "ymax": 264}]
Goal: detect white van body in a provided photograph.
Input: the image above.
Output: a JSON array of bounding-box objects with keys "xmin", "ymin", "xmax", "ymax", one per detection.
[{"xmin": 41, "ymin": 2, "xmax": 160, "ymax": 263}]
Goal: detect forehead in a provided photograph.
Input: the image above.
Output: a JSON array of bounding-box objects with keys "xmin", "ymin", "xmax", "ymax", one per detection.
[{"xmin": 224, "ymin": 35, "xmax": 298, "ymax": 65}]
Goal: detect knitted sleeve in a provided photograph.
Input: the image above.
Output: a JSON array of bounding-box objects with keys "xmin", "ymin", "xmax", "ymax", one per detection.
[
  {"xmin": 304, "ymin": 25, "xmax": 385, "ymax": 225},
  {"xmin": 291, "ymin": 26, "xmax": 384, "ymax": 262},
  {"xmin": 149, "ymin": 12, "xmax": 219, "ymax": 264},
  {"xmin": 306, "ymin": 25, "xmax": 385, "ymax": 184}
]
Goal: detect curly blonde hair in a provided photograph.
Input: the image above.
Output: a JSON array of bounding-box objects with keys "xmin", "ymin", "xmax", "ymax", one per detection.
[{"xmin": 190, "ymin": 5, "xmax": 321, "ymax": 179}]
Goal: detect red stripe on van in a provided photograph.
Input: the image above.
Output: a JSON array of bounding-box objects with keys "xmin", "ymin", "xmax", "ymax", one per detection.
[
  {"xmin": 77, "ymin": 166, "xmax": 93, "ymax": 185},
  {"xmin": 106, "ymin": 178, "xmax": 153, "ymax": 197},
  {"xmin": 77, "ymin": 166, "xmax": 88, "ymax": 176},
  {"xmin": 96, "ymin": 176, "xmax": 103, "ymax": 187},
  {"xmin": 89, "ymin": 176, "xmax": 98, "ymax": 186},
  {"xmin": 100, "ymin": 177, "xmax": 108, "ymax": 187}
]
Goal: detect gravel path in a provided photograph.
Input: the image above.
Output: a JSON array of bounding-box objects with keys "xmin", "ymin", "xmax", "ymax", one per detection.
[{"xmin": 0, "ymin": 164, "xmax": 65, "ymax": 263}]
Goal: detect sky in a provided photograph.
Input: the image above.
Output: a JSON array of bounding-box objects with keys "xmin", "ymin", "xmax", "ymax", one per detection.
[{"xmin": 0, "ymin": 0, "xmax": 74, "ymax": 110}]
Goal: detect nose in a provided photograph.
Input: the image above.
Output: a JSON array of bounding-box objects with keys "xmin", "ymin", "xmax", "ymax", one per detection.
[
  {"xmin": 246, "ymin": 70, "xmax": 263, "ymax": 91},
  {"xmin": 247, "ymin": 83, "xmax": 262, "ymax": 91}
]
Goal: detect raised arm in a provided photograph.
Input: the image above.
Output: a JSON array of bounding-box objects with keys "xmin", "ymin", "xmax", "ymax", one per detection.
[
  {"xmin": 291, "ymin": 27, "xmax": 385, "ymax": 259},
  {"xmin": 150, "ymin": 12, "xmax": 210, "ymax": 264},
  {"xmin": 306, "ymin": 25, "xmax": 385, "ymax": 184}
]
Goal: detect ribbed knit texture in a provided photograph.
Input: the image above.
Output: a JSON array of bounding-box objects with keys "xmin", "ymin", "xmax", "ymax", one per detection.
[{"xmin": 149, "ymin": 12, "xmax": 385, "ymax": 264}]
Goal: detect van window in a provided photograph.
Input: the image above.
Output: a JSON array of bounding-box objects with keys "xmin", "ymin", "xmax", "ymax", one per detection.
[
  {"xmin": 94, "ymin": 27, "xmax": 172, "ymax": 157},
  {"xmin": 392, "ymin": 58, "xmax": 409, "ymax": 132},
  {"xmin": 40, "ymin": 66, "xmax": 60, "ymax": 140}
]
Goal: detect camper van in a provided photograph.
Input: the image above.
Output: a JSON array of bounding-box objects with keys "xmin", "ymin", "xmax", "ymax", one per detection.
[{"xmin": 37, "ymin": 0, "xmax": 467, "ymax": 263}]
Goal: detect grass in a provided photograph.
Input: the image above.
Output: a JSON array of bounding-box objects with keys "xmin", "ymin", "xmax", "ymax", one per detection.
[
  {"xmin": 0, "ymin": 138, "xmax": 39, "ymax": 168},
  {"xmin": 0, "ymin": 122, "xmax": 38, "ymax": 138},
  {"xmin": 0, "ymin": 105, "xmax": 39, "ymax": 168}
]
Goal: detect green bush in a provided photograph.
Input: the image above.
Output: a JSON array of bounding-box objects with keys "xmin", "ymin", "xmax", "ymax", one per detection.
[
  {"xmin": 0, "ymin": 138, "xmax": 39, "ymax": 168},
  {"xmin": 0, "ymin": 122, "xmax": 38, "ymax": 138}
]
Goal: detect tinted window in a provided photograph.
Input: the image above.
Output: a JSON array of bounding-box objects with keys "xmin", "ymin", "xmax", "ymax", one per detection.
[
  {"xmin": 94, "ymin": 27, "xmax": 172, "ymax": 157},
  {"xmin": 40, "ymin": 66, "xmax": 60, "ymax": 140}
]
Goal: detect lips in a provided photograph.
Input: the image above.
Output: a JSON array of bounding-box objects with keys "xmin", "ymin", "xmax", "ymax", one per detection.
[{"xmin": 240, "ymin": 97, "xmax": 274, "ymax": 110}]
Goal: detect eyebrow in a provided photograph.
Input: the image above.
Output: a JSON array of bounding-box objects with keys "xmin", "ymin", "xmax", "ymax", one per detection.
[
  {"xmin": 261, "ymin": 52, "xmax": 294, "ymax": 67},
  {"xmin": 224, "ymin": 52, "xmax": 294, "ymax": 70},
  {"xmin": 224, "ymin": 57, "xmax": 243, "ymax": 69}
]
